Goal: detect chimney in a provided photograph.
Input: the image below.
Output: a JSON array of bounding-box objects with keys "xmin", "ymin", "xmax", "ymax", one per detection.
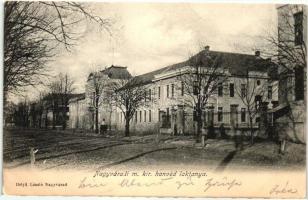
[
  {"xmin": 204, "ymin": 46, "xmax": 210, "ymax": 52},
  {"xmin": 255, "ymin": 50, "xmax": 261, "ymax": 57}
]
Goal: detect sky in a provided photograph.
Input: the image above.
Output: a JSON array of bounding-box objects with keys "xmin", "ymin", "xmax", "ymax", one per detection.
[{"xmin": 14, "ymin": 3, "xmax": 278, "ymax": 102}]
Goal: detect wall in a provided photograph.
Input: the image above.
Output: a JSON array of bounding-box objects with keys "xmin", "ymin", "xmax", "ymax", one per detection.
[
  {"xmin": 68, "ymin": 98, "xmax": 91, "ymax": 130},
  {"xmin": 276, "ymin": 4, "xmax": 306, "ymax": 143}
]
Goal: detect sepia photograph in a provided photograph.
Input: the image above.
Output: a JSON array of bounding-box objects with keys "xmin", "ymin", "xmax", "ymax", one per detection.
[{"xmin": 2, "ymin": 1, "xmax": 307, "ymax": 198}]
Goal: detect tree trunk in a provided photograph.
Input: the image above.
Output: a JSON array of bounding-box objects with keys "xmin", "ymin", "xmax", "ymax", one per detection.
[
  {"xmin": 125, "ymin": 118, "xmax": 130, "ymax": 137},
  {"xmin": 196, "ymin": 108, "xmax": 202, "ymax": 143},
  {"xmin": 62, "ymin": 102, "xmax": 67, "ymax": 130},
  {"xmin": 39, "ymin": 113, "xmax": 42, "ymax": 128},
  {"xmin": 52, "ymin": 110, "xmax": 56, "ymax": 130},
  {"xmin": 62, "ymin": 100, "xmax": 68, "ymax": 130},
  {"xmin": 95, "ymin": 107, "xmax": 99, "ymax": 134},
  {"xmin": 249, "ymin": 117, "xmax": 254, "ymax": 145},
  {"xmin": 95, "ymin": 96, "xmax": 99, "ymax": 133},
  {"xmin": 62, "ymin": 110, "xmax": 67, "ymax": 130},
  {"xmin": 45, "ymin": 110, "xmax": 48, "ymax": 129}
]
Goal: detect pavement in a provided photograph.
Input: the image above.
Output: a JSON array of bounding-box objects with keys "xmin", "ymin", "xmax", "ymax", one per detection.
[{"xmin": 3, "ymin": 128, "xmax": 306, "ymax": 172}]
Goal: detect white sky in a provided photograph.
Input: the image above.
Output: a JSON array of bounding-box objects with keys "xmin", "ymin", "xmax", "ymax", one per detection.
[{"xmin": 13, "ymin": 3, "xmax": 278, "ymax": 102}]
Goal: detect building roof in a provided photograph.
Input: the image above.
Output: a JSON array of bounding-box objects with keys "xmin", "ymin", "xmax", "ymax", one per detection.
[
  {"xmin": 87, "ymin": 65, "xmax": 132, "ymax": 81},
  {"xmin": 130, "ymin": 49, "xmax": 277, "ymax": 86},
  {"xmin": 43, "ymin": 93, "xmax": 85, "ymax": 104},
  {"xmin": 68, "ymin": 93, "xmax": 86, "ymax": 103},
  {"xmin": 100, "ymin": 65, "xmax": 132, "ymax": 79}
]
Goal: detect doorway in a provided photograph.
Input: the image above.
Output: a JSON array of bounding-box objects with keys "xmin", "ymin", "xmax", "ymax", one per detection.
[{"xmin": 230, "ymin": 105, "xmax": 238, "ymax": 127}]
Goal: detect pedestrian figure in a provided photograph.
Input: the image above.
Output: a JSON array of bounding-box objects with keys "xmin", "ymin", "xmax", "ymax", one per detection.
[
  {"xmin": 278, "ymin": 130, "xmax": 287, "ymax": 154},
  {"xmin": 30, "ymin": 147, "xmax": 38, "ymax": 168},
  {"xmin": 219, "ymin": 123, "xmax": 227, "ymax": 139},
  {"xmin": 239, "ymin": 128, "xmax": 244, "ymax": 150},
  {"xmin": 100, "ymin": 118, "xmax": 106, "ymax": 135},
  {"xmin": 234, "ymin": 124, "xmax": 243, "ymax": 151},
  {"xmin": 208, "ymin": 124, "xmax": 215, "ymax": 139}
]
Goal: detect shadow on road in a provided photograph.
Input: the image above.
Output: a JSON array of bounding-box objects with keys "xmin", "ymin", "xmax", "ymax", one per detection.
[
  {"xmin": 6, "ymin": 142, "xmax": 130, "ymax": 169},
  {"xmin": 215, "ymin": 150, "xmax": 237, "ymax": 172},
  {"xmin": 97, "ymin": 147, "xmax": 178, "ymax": 170}
]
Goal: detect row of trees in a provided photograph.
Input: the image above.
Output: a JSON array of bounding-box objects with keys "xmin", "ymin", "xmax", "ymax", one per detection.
[
  {"xmin": 9, "ymin": 73, "xmax": 75, "ymax": 130},
  {"xmin": 10, "ymin": 70, "xmax": 149, "ymax": 138},
  {"xmin": 87, "ymin": 71, "xmax": 149, "ymax": 136},
  {"xmin": 3, "ymin": 1, "xmax": 112, "ymax": 130},
  {"xmin": 85, "ymin": 47, "xmax": 273, "ymax": 143},
  {"xmin": 4, "ymin": 1, "xmax": 112, "ymax": 105}
]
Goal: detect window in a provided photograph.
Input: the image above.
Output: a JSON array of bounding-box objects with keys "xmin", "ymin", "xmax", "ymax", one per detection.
[
  {"xmin": 139, "ymin": 111, "xmax": 142, "ymax": 122},
  {"xmin": 158, "ymin": 87, "xmax": 161, "ymax": 99},
  {"xmin": 241, "ymin": 84, "xmax": 247, "ymax": 97},
  {"xmin": 193, "ymin": 81, "xmax": 199, "ymax": 95},
  {"xmin": 230, "ymin": 104, "xmax": 238, "ymax": 126},
  {"xmin": 256, "ymin": 117, "xmax": 260, "ymax": 123},
  {"xmin": 193, "ymin": 106, "xmax": 197, "ymax": 121},
  {"xmin": 268, "ymin": 86, "xmax": 272, "ymax": 99},
  {"xmin": 241, "ymin": 108, "xmax": 246, "ymax": 122},
  {"xmin": 218, "ymin": 107, "xmax": 223, "ymax": 122},
  {"xmin": 257, "ymin": 80, "xmax": 261, "ymax": 86},
  {"xmin": 181, "ymin": 82, "xmax": 184, "ymax": 96},
  {"xmin": 229, "ymin": 83, "xmax": 234, "ymax": 97},
  {"xmin": 167, "ymin": 85, "xmax": 169, "ymax": 98},
  {"xmin": 135, "ymin": 111, "xmax": 137, "ymax": 122},
  {"xmin": 166, "ymin": 108, "xmax": 170, "ymax": 126},
  {"xmin": 149, "ymin": 89, "xmax": 151, "ymax": 101},
  {"xmin": 294, "ymin": 12, "xmax": 303, "ymax": 46},
  {"xmin": 149, "ymin": 110, "xmax": 151, "ymax": 122},
  {"xmin": 158, "ymin": 109, "xmax": 161, "ymax": 122},
  {"xmin": 295, "ymin": 66, "xmax": 304, "ymax": 100},
  {"xmin": 144, "ymin": 110, "xmax": 147, "ymax": 122},
  {"xmin": 92, "ymin": 92, "xmax": 95, "ymax": 105},
  {"xmin": 144, "ymin": 90, "xmax": 147, "ymax": 101},
  {"xmin": 171, "ymin": 84, "xmax": 174, "ymax": 98},
  {"xmin": 218, "ymin": 83, "xmax": 223, "ymax": 97},
  {"xmin": 207, "ymin": 106, "xmax": 214, "ymax": 125},
  {"xmin": 255, "ymin": 95, "xmax": 262, "ymax": 110}
]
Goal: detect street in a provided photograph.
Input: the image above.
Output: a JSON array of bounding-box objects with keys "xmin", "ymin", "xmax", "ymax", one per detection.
[{"xmin": 3, "ymin": 128, "xmax": 306, "ymax": 172}]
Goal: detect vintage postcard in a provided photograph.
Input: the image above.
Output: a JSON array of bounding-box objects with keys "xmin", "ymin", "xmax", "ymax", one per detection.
[{"xmin": 2, "ymin": 1, "xmax": 307, "ymax": 198}]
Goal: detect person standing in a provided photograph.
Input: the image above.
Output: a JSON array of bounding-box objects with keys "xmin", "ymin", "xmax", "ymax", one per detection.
[{"xmin": 100, "ymin": 118, "xmax": 106, "ymax": 135}]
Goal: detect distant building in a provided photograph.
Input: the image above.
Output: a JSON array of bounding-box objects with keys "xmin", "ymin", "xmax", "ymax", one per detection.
[
  {"xmin": 27, "ymin": 93, "xmax": 83, "ymax": 129},
  {"xmin": 273, "ymin": 5, "xmax": 306, "ymax": 143},
  {"xmin": 113, "ymin": 47, "xmax": 278, "ymax": 137},
  {"xmin": 70, "ymin": 65, "xmax": 132, "ymax": 131},
  {"xmin": 68, "ymin": 93, "xmax": 88, "ymax": 130}
]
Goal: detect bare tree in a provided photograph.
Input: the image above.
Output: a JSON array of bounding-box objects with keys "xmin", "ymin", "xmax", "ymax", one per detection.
[
  {"xmin": 109, "ymin": 78, "xmax": 149, "ymax": 137},
  {"xmin": 48, "ymin": 73, "xmax": 75, "ymax": 129},
  {"xmin": 234, "ymin": 70, "xmax": 272, "ymax": 145},
  {"xmin": 266, "ymin": 6, "xmax": 306, "ymax": 70},
  {"xmin": 177, "ymin": 46, "xmax": 228, "ymax": 142},
  {"xmin": 258, "ymin": 5, "xmax": 306, "ymax": 147},
  {"xmin": 4, "ymin": 1, "xmax": 112, "ymax": 102},
  {"xmin": 36, "ymin": 91, "xmax": 47, "ymax": 128},
  {"xmin": 86, "ymin": 71, "xmax": 108, "ymax": 133},
  {"xmin": 260, "ymin": 5, "xmax": 306, "ymax": 101},
  {"xmin": 13, "ymin": 98, "xmax": 30, "ymax": 127}
]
